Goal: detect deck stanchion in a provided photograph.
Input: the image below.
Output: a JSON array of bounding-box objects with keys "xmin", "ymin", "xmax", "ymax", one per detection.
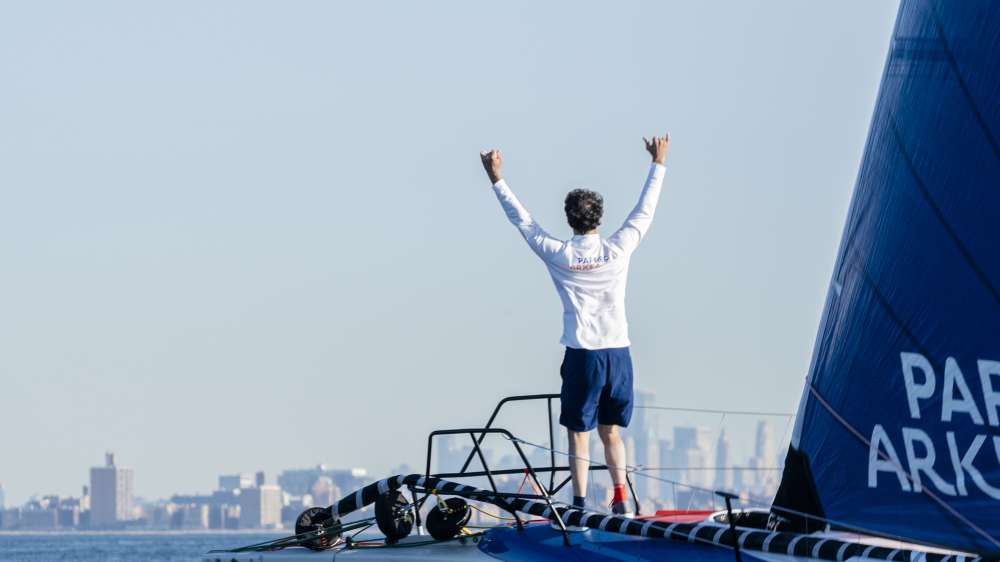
[
  {"xmin": 716, "ymin": 490, "xmax": 742, "ymax": 562},
  {"xmin": 458, "ymin": 394, "xmax": 560, "ymax": 474},
  {"xmin": 510, "ymin": 437, "xmax": 571, "ymax": 546},
  {"xmin": 409, "ymin": 487, "xmax": 424, "ymax": 535},
  {"xmin": 625, "ymin": 472, "xmax": 641, "ymax": 516},
  {"xmin": 468, "ymin": 431, "xmax": 499, "ymax": 493},
  {"xmin": 547, "ymin": 396, "xmax": 556, "ymax": 493}
]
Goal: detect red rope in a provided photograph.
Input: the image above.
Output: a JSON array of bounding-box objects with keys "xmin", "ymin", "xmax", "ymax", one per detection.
[{"xmin": 515, "ymin": 468, "xmax": 529, "ymax": 494}]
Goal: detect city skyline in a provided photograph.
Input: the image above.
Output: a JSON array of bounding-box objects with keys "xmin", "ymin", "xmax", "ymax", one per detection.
[
  {"xmin": 0, "ymin": 455, "xmax": 370, "ymax": 531},
  {"xmin": 0, "ymin": 1, "xmax": 900, "ymax": 505},
  {"xmin": 0, "ymin": 388, "xmax": 791, "ymax": 530}
]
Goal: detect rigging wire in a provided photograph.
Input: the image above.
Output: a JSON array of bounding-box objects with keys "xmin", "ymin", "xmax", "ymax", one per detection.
[
  {"xmin": 888, "ymin": 114, "xmax": 1000, "ymax": 305},
  {"xmin": 214, "ymin": 516, "xmax": 378, "ymax": 553},
  {"xmin": 467, "ymin": 502, "xmax": 519, "ymax": 521},
  {"xmin": 926, "ymin": 0, "xmax": 1000, "ymax": 161},
  {"xmin": 502, "ymin": 433, "xmax": 956, "ymax": 548},
  {"xmin": 776, "ymin": 409, "xmax": 796, "ymax": 464},
  {"xmin": 634, "ymin": 405, "xmax": 795, "ymax": 417},
  {"xmin": 464, "ymin": 403, "xmax": 899, "ymax": 539},
  {"xmin": 435, "ymin": 439, "xmax": 741, "ymax": 555},
  {"xmin": 806, "ymin": 384, "xmax": 1000, "ymax": 551},
  {"xmin": 588, "ymin": 397, "xmax": 989, "ymax": 548},
  {"xmin": 633, "ymin": 466, "xmax": 782, "ymax": 471},
  {"xmin": 684, "ymin": 411, "xmax": 727, "ymax": 512}
]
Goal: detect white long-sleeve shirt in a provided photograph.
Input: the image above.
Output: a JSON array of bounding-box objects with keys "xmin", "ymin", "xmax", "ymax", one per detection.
[{"xmin": 492, "ymin": 163, "xmax": 666, "ymax": 350}]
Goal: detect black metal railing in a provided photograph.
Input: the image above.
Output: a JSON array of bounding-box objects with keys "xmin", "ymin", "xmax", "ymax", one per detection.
[{"xmin": 422, "ymin": 394, "xmax": 641, "ymax": 520}]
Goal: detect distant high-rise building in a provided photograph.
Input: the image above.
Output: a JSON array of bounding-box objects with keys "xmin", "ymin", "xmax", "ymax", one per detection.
[
  {"xmin": 20, "ymin": 506, "xmax": 59, "ymax": 530},
  {"xmin": 714, "ymin": 429, "xmax": 731, "ymax": 490},
  {"xmin": 278, "ymin": 466, "xmax": 368, "ymax": 497},
  {"xmin": 732, "ymin": 466, "xmax": 745, "ymax": 491},
  {"xmin": 754, "ymin": 421, "xmax": 773, "ymax": 461},
  {"xmin": 0, "ymin": 482, "xmax": 5, "ymax": 509},
  {"xmin": 58, "ymin": 505, "xmax": 80, "ymax": 528},
  {"xmin": 1, "ymin": 508, "xmax": 22, "ymax": 530},
  {"xmin": 628, "ymin": 391, "xmax": 660, "ymax": 503},
  {"xmin": 656, "ymin": 438, "xmax": 673, "ymax": 507},
  {"xmin": 218, "ymin": 473, "xmax": 252, "ymax": 491},
  {"xmin": 80, "ymin": 485, "xmax": 90, "ymax": 511},
  {"xmin": 173, "ymin": 504, "xmax": 209, "ymax": 530},
  {"xmin": 750, "ymin": 421, "xmax": 775, "ymax": 491},
  {"xmin": 255, "ymin": 471, "xmax": 266, "ymax": 487},
  {"xmin": 89, "ymin": 451, "xmax": 134, "ymax": 527},
  {"xmin": 435, "ymin": 435, "xmax": 474, "ymax": 475},
  {"xmin": 209, "ymin": 504, "xmax": 240, "ymax": 530},
  {"xmin": 671, "ymin": 426, "xmax": 712, "ymax": 453},
  {"xmin": 668, "ymin": 426, "xmax": 713, "ymax": 489},
  {"xmin": 239, "ymin": 485, "xmax": 282, "ymax": 529},
  {"xmin": 310, "ymin": 476, "xmax": 339, "ymax": 506}
]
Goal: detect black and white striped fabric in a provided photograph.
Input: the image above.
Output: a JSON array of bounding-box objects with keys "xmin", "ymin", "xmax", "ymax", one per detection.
[{"xmin": 326, "ymin": 474, "xmax": 989, "ymax": 562}]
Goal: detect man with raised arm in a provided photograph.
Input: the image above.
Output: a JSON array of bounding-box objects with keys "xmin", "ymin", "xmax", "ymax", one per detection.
[{"xmin": 480, "ymin": 134, "xmax": 669, "ymax": 518}]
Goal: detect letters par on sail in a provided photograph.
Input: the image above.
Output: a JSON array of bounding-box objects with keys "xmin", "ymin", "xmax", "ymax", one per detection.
[{"xmin": 868, "ymin": 352, "xmax": 1000, "ymax": 498}]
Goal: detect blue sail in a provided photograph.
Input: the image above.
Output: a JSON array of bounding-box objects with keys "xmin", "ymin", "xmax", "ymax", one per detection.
[{"xmin": 772, "ymin": 0, "xmax": 1000, "ymax": 555}]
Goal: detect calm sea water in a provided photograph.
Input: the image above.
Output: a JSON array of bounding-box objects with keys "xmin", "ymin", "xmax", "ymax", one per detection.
[{"xmin": 0, "ymin": 532, "xmax": 285, "ymax": 562}]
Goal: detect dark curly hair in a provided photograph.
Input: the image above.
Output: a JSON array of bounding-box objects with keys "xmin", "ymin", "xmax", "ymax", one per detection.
[{"xmin": 564, "ymin": 189, "xmax": 604, "ymax": 233}]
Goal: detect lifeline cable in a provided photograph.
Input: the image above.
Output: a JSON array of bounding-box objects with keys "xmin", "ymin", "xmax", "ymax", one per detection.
[
  {"xmin": 634, "ymin": 405, "xmax": 794, "ymax": 417},
  {"xmin": 506, "ymin": 433, "xmax": 970, "ymax": 549},
  {"xmin": 319, "ymin": 473, "xmax": 992, "ymax": 562}
]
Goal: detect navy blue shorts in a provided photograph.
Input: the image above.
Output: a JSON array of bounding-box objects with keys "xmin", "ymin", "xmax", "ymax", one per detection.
[{"xmin": 559, "ymin": 346, "xmax": 634, "ymax": 432}]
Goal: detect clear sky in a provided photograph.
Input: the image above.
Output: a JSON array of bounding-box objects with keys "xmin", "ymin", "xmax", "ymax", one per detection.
[{"xmin": 0, "ymin": 1, "xmax": 899, "ymax": 504}]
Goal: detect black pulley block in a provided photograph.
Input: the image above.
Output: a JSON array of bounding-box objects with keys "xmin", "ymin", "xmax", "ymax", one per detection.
[
  {"xmin": 374, "ymin": 490, "xmax": 415, "ymax": 543},
  {"xmin": 295, "ymin": 506, "xmax": 341, "ymax": 551},
  {"xmin": 426, "ymin": 497, "xmax": 471, "ymax": 541}
]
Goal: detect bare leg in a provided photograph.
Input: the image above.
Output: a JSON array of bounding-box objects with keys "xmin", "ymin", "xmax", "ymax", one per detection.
[
  {"xmin": 567, "ymin": 429, "xmax": 591, "ymax": 499},
  {"xmin": 598, "ymin": 424, "xmax": 627, "ymax": 487}
]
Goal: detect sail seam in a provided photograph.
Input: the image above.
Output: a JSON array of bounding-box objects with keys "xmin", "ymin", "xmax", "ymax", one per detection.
[
  {"xmin": 853, "ymin": 257, "xmax": 935, "ymax": 360},
  {"xmin": 888, "ymin": 114, "xmax": 1000, "ymax": 305},
  {"xmin": 926, "ymin": 0, "xmax": 1000, "ymax": 161}
]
